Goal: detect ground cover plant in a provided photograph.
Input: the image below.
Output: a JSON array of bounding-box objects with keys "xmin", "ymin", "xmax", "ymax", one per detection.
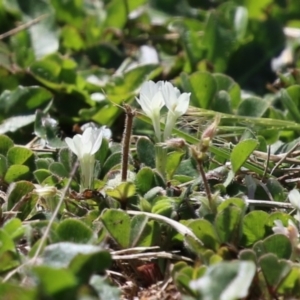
[{"xmin": 1, "ymin": 0, "xmax": 300, "ymax": 299}]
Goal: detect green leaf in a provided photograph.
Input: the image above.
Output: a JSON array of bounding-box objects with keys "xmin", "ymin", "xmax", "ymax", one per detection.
[
  {"xmin": 0, "ymin": 154, "xmax": 8, "ymax": 177},
  {"xmin": 231, "ymin": 139, "xmax": 258, "ymax": 174},
  {"xmin": 253, "ymin": 234, "xmax": 292, "ymax": 259},
  {"xmin": 266, "ymin": 178, "xmax": 285, "ymax": 202},
  {"xmin": 213, "ymin": 90, "xmax": 232, "ymax": 114},
  {"xmin": 33, "ymin": 266, "xmax": 77, "ymax": 296},
  {"xmin": 133, "ymin": 220, "xmax": 160, "ymax": 247},
  {"xmin": 239, "ymin": 249, "xmax": 257, "ymax": 265},
  {"xmin": 213, "ymin": 73, "xmax": 241, "ymax": 109},
  {"xmin": 243, "ymin": 0, "xmax": 273, "ymax": 18},
  {"xmin": 237, "ymin": 97, "xmax": 269, "ymax": 117},
  {"xmin": 7, "ymin": 146, "xmax": 34, "ymax": 166},
  {"xmin": 129, "ymin": 214, "xmax": 148, "ymax": 247},
  {"xmin": 106, "ymin": 182, "xmax": 136, "ymax": 202},
  {"xmin": 278, "ymin": 267, "xmax": 300, "ymax": 296},
  {"xmin": 4, "ymin": 165, "xmax": 30, "ymax": 183},
  {"xmin": 90, "ymin": 276, "xmax": 120, "ymax": 300},
  {"xmin": 42, "ymin": 242, "xmax": 105, "ymax": 268},
  {"xmin": 69, "ymin": 250, "xmax": 112, "ymax": 284},
  {"xmin": 56, "ymin": 219, "xmax": 94, "ymax": 243},
  {"xmin": 16, "ymin": 0, "xmax": 59, "ymax": 59},
  {"xmin": 58, "ymin": 148, "xmax": 74, "ymax": 175},
  {"xmin": 101, "ymin": 152, "xmax": 122, "ymax": 176},
  {"xmin": 49, "ymin": 162, "xmax": 69, "ymax": 178},
  {"xmin": 3, "ymin": 218, "xmax": 24, "ymax": 240},
  {"xmin": 151, "ymin": 197, "xmax": 177, "ymax": 218},
  {"xmin": 35, "ymin": 158, "xmax": 53, "ymax": 169},
  {"xmin": 136, "ymin": 137, "xmax": 155, "ymax": 168},
  {"xmin": 217, "ymin": 198, "xmax": 246, "ymax": 213},
  {"xmin": 0, "ymin": 115, "xmax": 36, "ymax": 134},
  {"xmin": 202, "ymin": 10, "xmax": 236, "ymax": 71},
  {"xmin": 95, "ymin": 137, "xmax": 109, "ymax": 166},
  {"xmin": 51, "ymin": 0, "xmax": 84, "ymax": 27},
  {"xmin": 0, "ymin": 250, "xmax": 20, "ymax": 273},
  {"xmin": 190, "ymin": 261, "xmax": 256, "ymax": 300},
  {"xmin": 215, "ymin": 206, "xmax": 242, "ymax": 245},
  {"xmin": 188, "ymin": 219, "xmax": 220, "ymax": 251},
  {"xmin": 181, "ymin": 71, "xmax": 217, "ymax": 109},
  {"xmin": 33, "ymin": 169, "xmax": 52, "ymax": 184},
  {"xmin": 0, "ymin": 135, "xmax": 14, "ymax": 155},
  {"xmin": 107, "ymin": 64, "xmax": 160, "ymax": 96},
  {"xmin": 242, "ymin": 211, "xmax": 269, "ymax": 246},
  {"xmin": 34, "ymin": 110, "xmax": 66, "ymax": 148},
  {"xmin": 100, "ymin": 209, "xmax": 130, "ymax": 248},
  {"xmin": 135, "ymin": 167, "xmax": 155, "ymax": 195},
  {"xmin": 61, "ymin": 26, "xmax": 84, "ymax": 50},
  {"xmin": 259, "ymin": 253, "xmax": 291, "ymax": 289},
  {"xmin": 166, "ymin": 151, "xmax": 184, "ymax": 180},
  {"xmin": 0, "ymin": 86, "xmax": 52, "ymax": 115},
  {"xmin": 104, "ymin": 0, "xmax": 127, "ymax": 29},
  {"xmin": 280, "ymin": 88, "xmax": 300, "ymax": 123},
  {"xmin": 0, "ymin": 283, "xmax": 36, "ymax": 300},
  {"xmin": 233, "ymin": 6, "xmax": 248, "ymax": 41},
  {"xmin": 175, "ymin": 268, "xmax": 198, "ymax": 297},
  {"xmin": 6, "ymin": 181, "xmax": 37, "ymax": 220},
  {"xmin": 0, "ymin": 229, "xmax": 16, "ymax": 255}
]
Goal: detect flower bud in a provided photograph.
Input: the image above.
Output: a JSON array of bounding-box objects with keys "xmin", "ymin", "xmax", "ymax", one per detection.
[{"xmin": 201, "ymin": 116, "xmax": 220, "ymax": 141}]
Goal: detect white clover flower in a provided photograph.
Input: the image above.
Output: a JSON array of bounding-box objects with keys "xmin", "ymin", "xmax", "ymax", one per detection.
[
  {"xmin": 272, "ymin": 219, "xmax": 299, "ymax": 246},
  {"xmin": 65, "ymin": 127, "xmax": 103, "ymax": 190},
  {"xmin": 136, "ymin": 81, "xmax": 165, "ymax": 142},
  {"xmin": 160, "ymin": 81, "xmax": 190, "ymax": 140}
]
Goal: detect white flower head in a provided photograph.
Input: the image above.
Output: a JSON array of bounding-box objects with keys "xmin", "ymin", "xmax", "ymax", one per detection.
[
  {"xmin": 272, "ymin": 219, "xmax": 299, "ymax": 246},
  {"xmin": 161, "ymin": 81, "xmax": 190, "ymax": 119},
  {"xmin": 161, "ymin": 82, "xmax": 190, "ymax": 140},
  {"xmin": 65, "ymin": 127, "xmax": 103, "ymax": 190},
  {"xmin": 65, "ymin": 127, "xmax": 103, "ymax": 159},
  {"xmin": 136, "ymin": 81, "xmax": 165, "ymax": 141}
]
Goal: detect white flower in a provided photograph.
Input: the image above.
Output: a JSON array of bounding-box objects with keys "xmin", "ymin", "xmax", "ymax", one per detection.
[
  {"xmin": 65, "ymin": 127, "xmax": 103, "ymax": 190},
  {"xmin": 65, "ymin": 127, "xmax": 103, "ymax": 159},
  {"xmin": 289, "ymin": 189, "xmax": 300, "ymax": 210},
  {"xmin": 136, "ymin": 81, "xmax": 165, "ymax": 142},
  {"xmin": 272, "ymin": 219, "xmax": 299, "ymax": 246},
  {"xmin": 160, "ymin": 81, "xmax": 190, "ymax": 140}
]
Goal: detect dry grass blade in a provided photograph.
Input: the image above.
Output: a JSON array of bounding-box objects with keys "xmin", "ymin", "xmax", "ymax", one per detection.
[
  {"xmin": 112, "ymin": 251, "xmax": 193, "ymax": 262},
  {"xmin": 0, "ymin": 14, "xmax": 49, "ymax": 40},
  {"xmin": 127, "ymin": 210, "xmax": 203, "ymax": 246}
]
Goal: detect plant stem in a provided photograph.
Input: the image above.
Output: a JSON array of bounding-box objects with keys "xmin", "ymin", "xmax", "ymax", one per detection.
[
  {"xmin": 155, "ymin": 144, "xmax": 167, "ymax": 179},
  {"xmin": 121, "ymin": 104, "xmax": 135, "ymax": 182},
  {"xmin": 197, "ymin": 160, "xmax": 214, "ymax": 211}
]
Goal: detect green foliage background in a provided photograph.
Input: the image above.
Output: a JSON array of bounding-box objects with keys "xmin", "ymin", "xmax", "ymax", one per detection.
[
  {"xmin": 1, "ymin": 0, "xmax": 299, "ymax": 141},
  {"xmin": 1, "ymin": 0, "xmax": 300, "ymax": 299}
]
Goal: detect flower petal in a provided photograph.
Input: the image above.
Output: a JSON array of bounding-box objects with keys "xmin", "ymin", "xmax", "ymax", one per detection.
[
  {"xmin": 82, "ymin": 127, "xmax": 93, "ymax": 144},
  {"xmin": 65, "ymin": 137, "xmax": 78, "ymax": 156},
  {"xmin": 174, "ymin": 92, "xmax": 191, "ymax": 116},
  {"xmin": 140, "ymin": 80, "xmax": 159, "ymax": 99},
  {"xmin": 91, "ymin": 128, "xmax": 103, "ymax": 154},
  {"xmin": 72, "ymin": 135, "xmax": 84, "ymax": 159}
]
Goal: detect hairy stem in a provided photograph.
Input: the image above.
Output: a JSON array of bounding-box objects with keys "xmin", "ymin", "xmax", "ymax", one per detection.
[
  {"xmin": 197, "ymin": 160, "xmax": 214, "ymax": 212},
  {"xmin": 121, "ymin": 104, "xmax": 135, "ymax": 182}
]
